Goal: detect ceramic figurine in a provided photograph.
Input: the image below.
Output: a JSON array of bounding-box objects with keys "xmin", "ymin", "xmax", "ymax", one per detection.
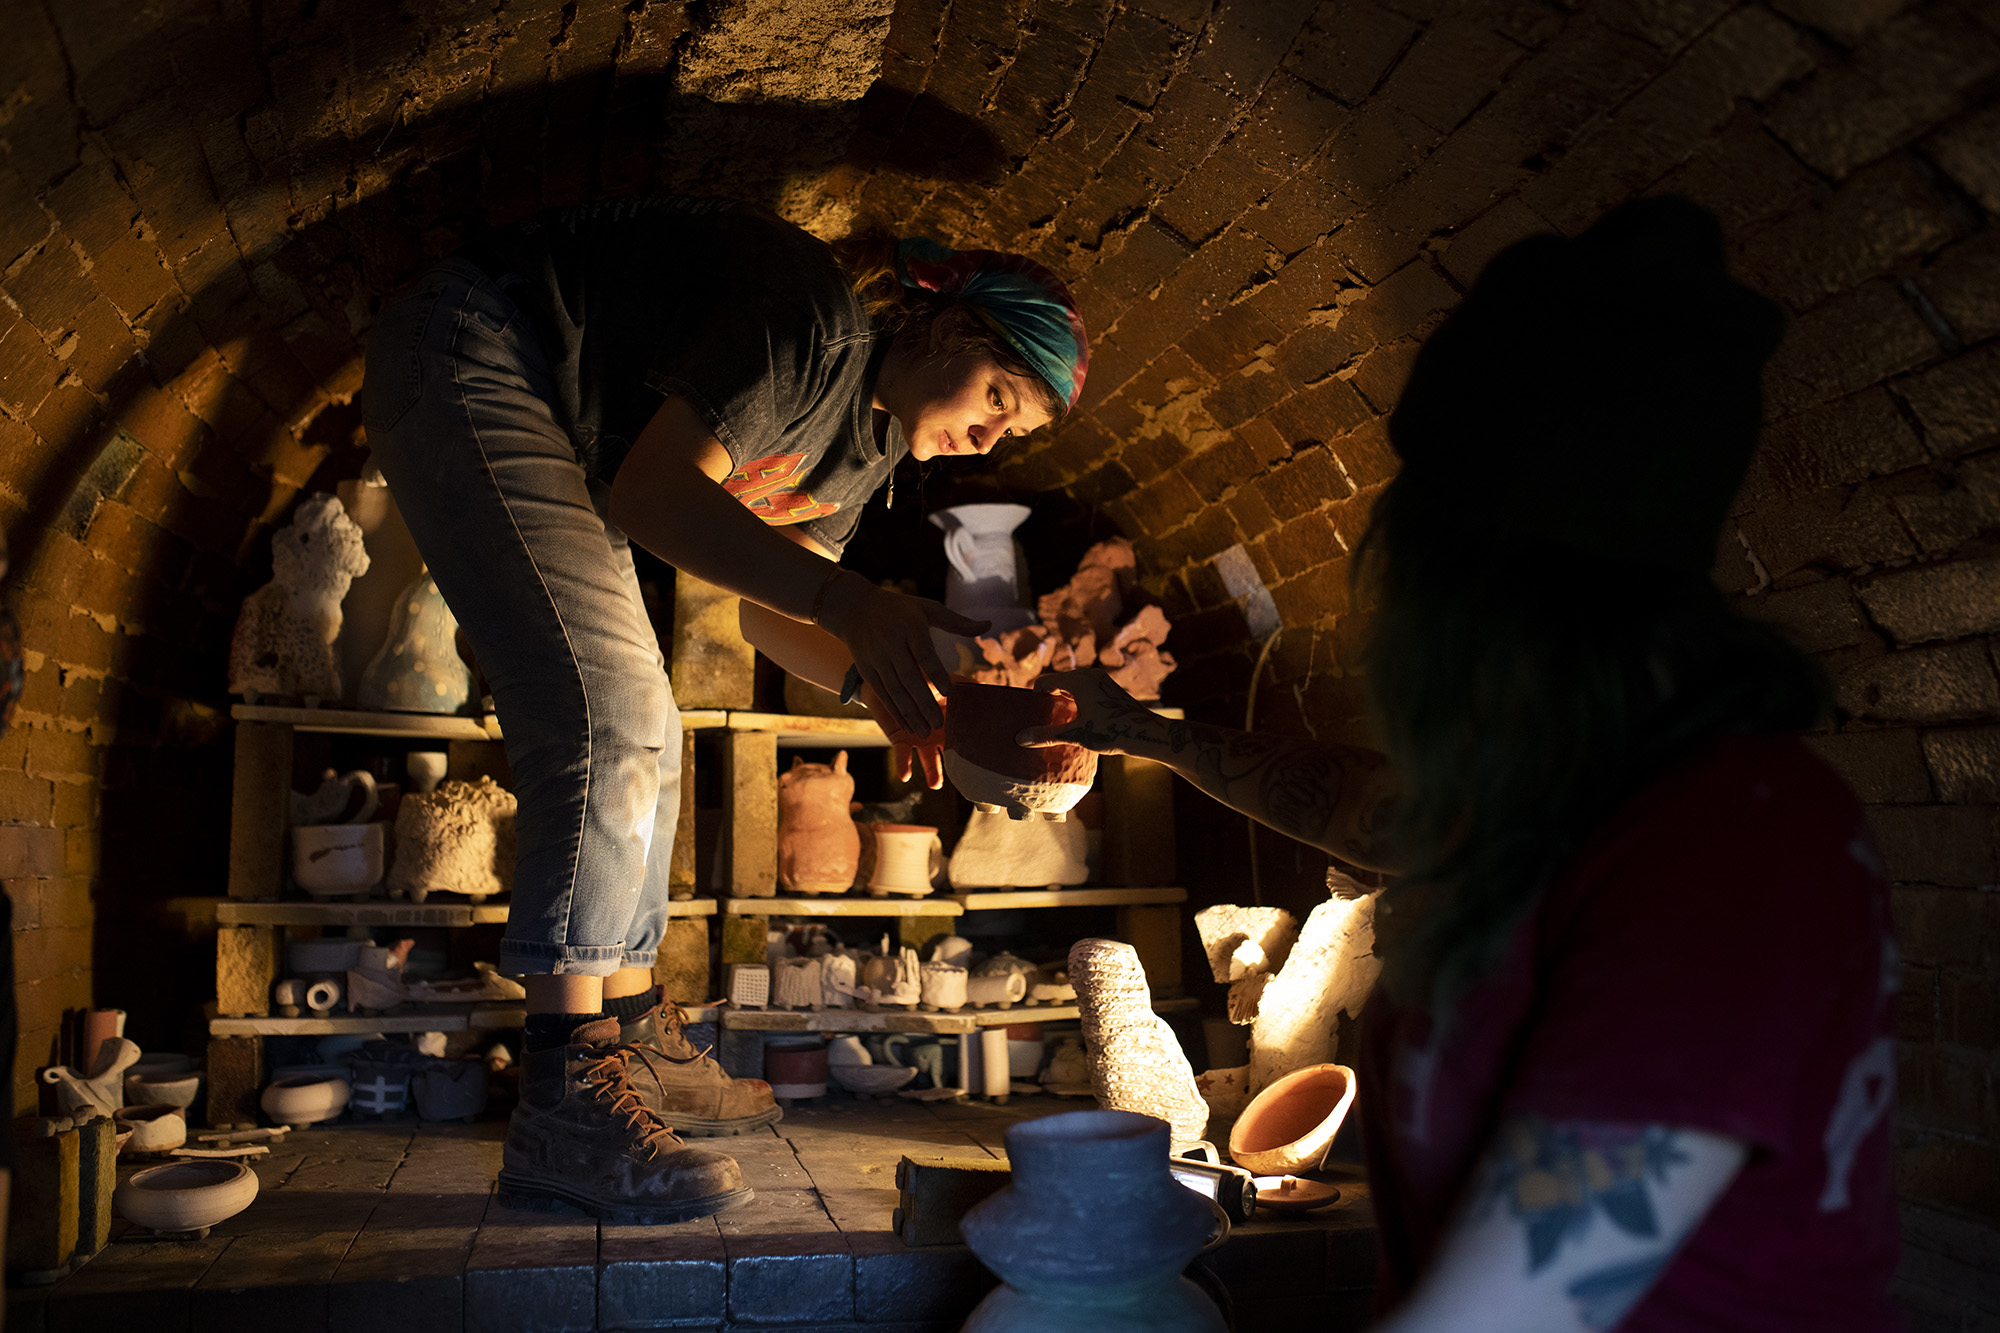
[
  {"xmin": 959, "ymin": 1110, "xmax": 1226, "ymax": 1332},
  {"xmin": 919, "ymin": 961, "xmax": 968, "ymax": 1011},
  {"xmin": 819, "ymin": 951, "xmax": 857, "ymax": 1008},
  {"xmin": 929, "ymin": 935, "xmax": 973, "ymax": 967},
  {"xmin": 1194, "ymin": 903, "xmax": 1298, "ymax": 985},
  {"xmin": 861, "ymin": 941, "xmax": 922, "ymax": 1007},
  {"xmin": 1248, "ymin": 872, "xmax": 1381, "ymax": 1094},
  {"xmin": 228, "ymin": 493, "xmax": 371, "ymax": 702},
  {"xmin": 942, "ymin": 684, "xmax": 1096, "ymax": 821},
  {"xmin": 947, "ymin": 806, "xmax": 1088, "ymax": 887},
  {"xmin": 1096, "ymin": 604, "xmax": 1177, "ymax": 701},
  {"xmin": 389, "ymin": 777, "xmax": 516, "ymax": 902},
  {"xmin": 777, "ymin": 751, "xmax": 860, "ymax": 894},
  {"xmin": 1069, "ymin": 938, "xmax": 1209, "ymax": 1149},
  {"xmin": 1028, "ymin": 967, "xmax": 1076, "ymax": 1004},
  {"xmin": 356, "ymin": 570, "xmax": 472, "ymax": 713}
]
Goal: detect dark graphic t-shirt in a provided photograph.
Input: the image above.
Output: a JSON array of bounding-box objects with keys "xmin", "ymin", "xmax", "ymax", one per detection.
[
  {"xmin": 1359, "ymin": 733, "xmax": 1902, "ymax": 1332},
  {"xmin": 469, "ymin": 196, "xmax": 905, "ymax": 556}
]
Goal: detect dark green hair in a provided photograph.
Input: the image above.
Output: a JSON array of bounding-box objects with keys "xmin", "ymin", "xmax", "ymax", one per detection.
[{"xmin": 1359, "ymin": 509, "xmax": 1830, "ymax": 1017}]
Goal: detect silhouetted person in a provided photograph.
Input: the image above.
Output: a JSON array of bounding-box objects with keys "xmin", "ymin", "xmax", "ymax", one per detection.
[{"xmin": 1028, "ymin": 198, "xmax": 1900, "ymax": 1331}]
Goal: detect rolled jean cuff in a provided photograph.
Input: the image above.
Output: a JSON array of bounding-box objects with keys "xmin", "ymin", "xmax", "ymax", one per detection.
[
  {"xmin": 619, "ymin": 948, "xmax": 658, "ymax": 969},
  {"xmin": 500, "ymin": 938, "xmax": 631, "ymax": 977}
]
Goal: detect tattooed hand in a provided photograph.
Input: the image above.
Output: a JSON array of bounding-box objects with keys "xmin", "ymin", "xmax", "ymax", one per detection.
[
  {"xmin": 1019, "ymin": 669, "xmax": 1398, "ymax": 870},
  {"xmin": 1016, "ymin": 669, "xmax": 1165, "ymax": 756}
]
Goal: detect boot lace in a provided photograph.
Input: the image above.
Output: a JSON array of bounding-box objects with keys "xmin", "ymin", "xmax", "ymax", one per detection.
[
  {"xmin": 648, "ymin": 1001, "xmax": 723, "ymax": 1070},
  {"xmin": 581, "ymin": 1046, "xmax": 683, "ymax": 1159}
]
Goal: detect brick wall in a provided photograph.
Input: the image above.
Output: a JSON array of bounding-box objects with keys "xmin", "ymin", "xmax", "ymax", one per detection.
[{"xmin": 0, "ymin": 0, "xmax": 1991, "ymax": 1320}]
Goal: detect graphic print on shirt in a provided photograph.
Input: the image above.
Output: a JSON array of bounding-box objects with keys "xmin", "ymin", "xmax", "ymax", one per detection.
[
  {"xmin": 724, "ymin": 451, "xmax": 839, "ymax": 525},
  {"xmin": 1819, "ymin": 906, "xmax": 1899, "ymax": 1214}
]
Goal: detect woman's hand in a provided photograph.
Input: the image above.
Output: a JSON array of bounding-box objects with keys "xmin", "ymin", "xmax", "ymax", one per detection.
[
  {"xmin": 1015, "ymin": 668, "xmax": 1167, "ymax": 755},
  {"xmin": 858, "ymin": 684, "xmax": 948, "ymax": 789},
  {"xmin": 816, "ymin": 572, "xmax": 986, "ymax": 738}
]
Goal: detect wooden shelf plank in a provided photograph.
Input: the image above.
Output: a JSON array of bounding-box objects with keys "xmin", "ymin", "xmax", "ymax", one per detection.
[
  {"xmin": 721, "ymin": 712, "xmax": 890, "ymax": 748},
  {"xmin": 952, "ymin": 887, "xmax": 1188, "ymax": 910},
  {"xmin": 209, "ymin": 1003, "xmax": 525, "ymax": 1036},
  {"xmin": 231, "ymin": 704, "xmax": 500, "ymax": 740},
  {"xmin": 213, "ymin": 897, "xmax": 717, "ymax": 926},
  {"xmin": 722, "ymin": 896, "xmax": 962, "ymax": 917},
  {"xmin": 718, "ymin": 995, "xmax": 1194, "ymax": 1033},
  {"xmin": 681, "ymin": 710, "xmax": 728, "ymax": 730}
]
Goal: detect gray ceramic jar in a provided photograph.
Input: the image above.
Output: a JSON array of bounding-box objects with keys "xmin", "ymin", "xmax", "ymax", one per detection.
[{"xmin": 960, "ymin": 1109, "xmax": 1227, "ymax": 1333}]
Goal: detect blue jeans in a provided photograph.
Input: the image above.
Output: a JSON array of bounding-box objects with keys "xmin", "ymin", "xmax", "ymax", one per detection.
[{"xmin": 361, "ymin": 258, "xmax": 679, "ymax": 976}]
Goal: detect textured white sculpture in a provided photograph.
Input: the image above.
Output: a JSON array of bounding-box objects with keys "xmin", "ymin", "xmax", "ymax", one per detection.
[
  {"xmin": 228, "ymin": 493, "xmax": 371, "ymax": 701},
  {"xmin": 1247, "ymin": 872, "xmax": 1382, "ymax": 1094},
  {"xmin": 947, "ymin": 807, "xmax": 1089, "ymax": 888},
  {"xmin": 819, "ymin": 951, "xmax": 857, "ymax": 1008},
  {"xmin": 389, "ymin": 777, "xmax": 517, "ymax": 901},
  {"xmin": 919, "ymin": 961, "xmax": 968, "ymax": 1011},
  {"xmin": 772, "ymin": 956, "xmax": 823, "ymax": 1009},
  {"xmin": 1194, "ymin": 904, "xmax": 1298, "ymax": 983},
  {"xmin": 1069, "ymin": 937, "xmax": 1209, "ymax": 1148}
]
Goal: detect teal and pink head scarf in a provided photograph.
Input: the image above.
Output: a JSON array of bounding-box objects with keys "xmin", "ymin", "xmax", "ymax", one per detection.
[{"xmin": 896, "ymin": 237, "xmax": 1089, "ymax": 412}]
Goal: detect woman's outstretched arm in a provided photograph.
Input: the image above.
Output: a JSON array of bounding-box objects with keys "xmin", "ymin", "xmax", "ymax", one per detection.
[
  {"xmin": 611, "ymin": 394, "xmax": 982, "ymax": 737},
  {"xmin": 1019, "ymin": 668, "xmax": 1399, "ymax": 871}
]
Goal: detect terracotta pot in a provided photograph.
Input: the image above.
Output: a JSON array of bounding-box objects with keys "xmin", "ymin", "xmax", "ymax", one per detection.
[
  {"xmin": 1227, "ymin": 1063, "xmax": 1356, "ymax": 1175},
  {"xmin": 777, "ymin": 751, "xmax": 861, "ymax": 894},
  {"xmin": 942, "ymin": 684, "xmax": 1097, "ymax": 821},
  {"xmin": 261, "ymin": 1074, "xmax": 351, "ymax": 1127},
  {"xmin": 764, "ymin": 1042, "xmax": 828, "ymax": 1099},
  {"xmin": 115, "ymin": 1159, "xmax": 259, "ymax": 1233}
]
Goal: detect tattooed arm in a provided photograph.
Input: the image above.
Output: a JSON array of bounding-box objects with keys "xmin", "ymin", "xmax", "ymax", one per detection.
[
  {"xmin": 1373, "ymin": 1116, "xmax": 1747, "ymax": 1333},
  {"xmin": 1018, "ymin": 668, "xmax": 1399, "ymax": 871}
]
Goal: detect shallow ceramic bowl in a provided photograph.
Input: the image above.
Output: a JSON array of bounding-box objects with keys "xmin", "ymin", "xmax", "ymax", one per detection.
[
  {"xmin": 830, "ymin": 1065, "xmax": 917, "ymax": 1095},
  {"xmin": 941, "ymin": 684, "xmax": 1097, "ymax": 820},
  {"xmin": 127, "ymin": 1053, "xmax": 194, "ymax": 1080},
  {"xmin": 114, "ymin": 1104, "xmax": 186, "ymax": 1154},
  {"xmin": 115, "ymin": 1159, "xmax": 259, "ymax": 1233},
  {"xmin": 292, "ymin": 822, "xmax": 386, "ymax": 896},
  {"xmin": 124, "ymin": 1071, "xmax": 202, "ymax": 1109},
  {"xmin": 1228, "ymin": 1063, "xmax": 1356, "ymax": 1175},
  {"xmin": 260, "ymin": 1074, "xmax": 350, "ymax": 1127}
]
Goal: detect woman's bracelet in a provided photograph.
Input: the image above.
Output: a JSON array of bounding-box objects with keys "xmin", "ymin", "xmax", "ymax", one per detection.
[{"xmin": 809, "ymin": 566, "xmax": 850, "ymax": 628}]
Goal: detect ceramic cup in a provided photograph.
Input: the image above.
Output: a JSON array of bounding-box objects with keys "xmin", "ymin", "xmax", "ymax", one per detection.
[
  {"xmin": 405, "ymin": 751, "xmax": 449, "ymax": 794},
  {"xmin": 867, "ymin": 825, "xmax": 943, "ymax": 896},
  {"xmin": 291, "ymin": 822, "xmax": 386, "ymax": 897}
]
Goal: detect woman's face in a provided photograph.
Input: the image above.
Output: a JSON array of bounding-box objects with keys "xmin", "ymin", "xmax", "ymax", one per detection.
[{"xmin": 889, "ymin": 348, "xmax": 1056, "ymax": 462}]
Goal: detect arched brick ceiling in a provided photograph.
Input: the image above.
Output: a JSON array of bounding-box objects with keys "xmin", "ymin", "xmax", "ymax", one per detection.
[{"xmin": 1, "ymin": 0, "xmax": 1997, "ymax": 1281}]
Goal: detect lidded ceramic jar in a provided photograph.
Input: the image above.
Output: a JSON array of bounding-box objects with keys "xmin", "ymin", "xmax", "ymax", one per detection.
[
  {"xmin": 942, "ymin": 684, "xmax": 1097, "ymax": 821},
  {"xmin": 960, "ymin": 1110, "xmax": 1225, "ymax": 1332}
]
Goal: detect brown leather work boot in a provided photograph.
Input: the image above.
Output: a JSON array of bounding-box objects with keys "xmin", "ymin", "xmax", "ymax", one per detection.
[
  {"xmin": 619, "ymin": 990, "xmax": 784, "ymax": 1136},
  {"xmin": 498, "ymin": 1017, "xmax": 751, "ymax": 1222}
]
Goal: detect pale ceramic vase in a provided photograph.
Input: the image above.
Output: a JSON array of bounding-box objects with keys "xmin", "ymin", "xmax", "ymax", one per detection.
[
  {"xmin": 777, "ymin": 751, "xmax": 860, "ymax": 894},
  {"xmin": 929, "ymin": 502, "xmax": 1037, "ymax": 675}
]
